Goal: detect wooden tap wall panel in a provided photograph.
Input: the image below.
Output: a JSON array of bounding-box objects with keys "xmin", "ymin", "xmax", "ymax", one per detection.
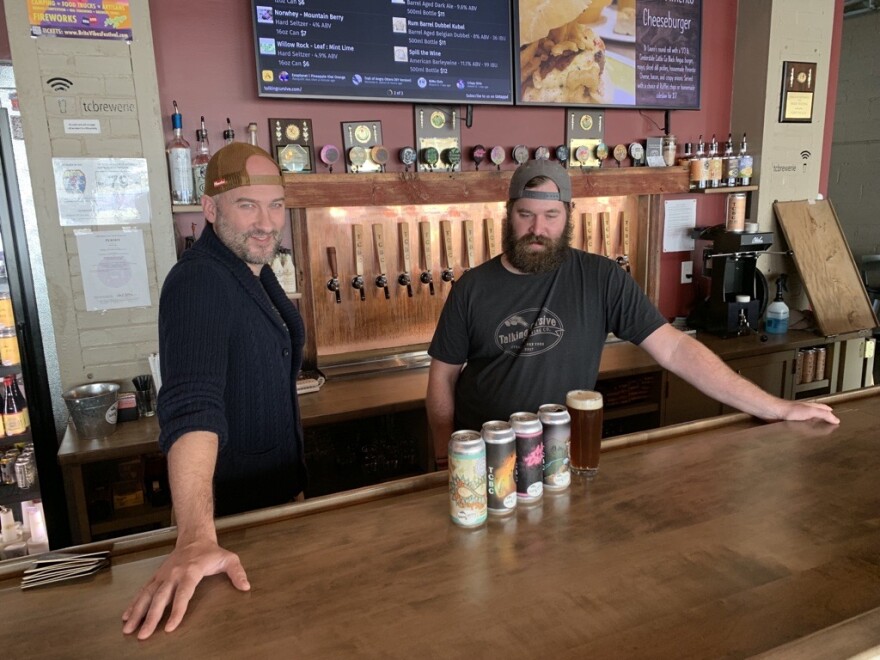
[{"xmin": 304, "ymin": 196, "xmax": 637, "ymax": 359}]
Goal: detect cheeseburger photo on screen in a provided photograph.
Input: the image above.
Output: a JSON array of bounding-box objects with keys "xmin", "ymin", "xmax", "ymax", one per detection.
[{"xmin": 518, "ymin": 0, "xmax": 610, "ymax": 104}]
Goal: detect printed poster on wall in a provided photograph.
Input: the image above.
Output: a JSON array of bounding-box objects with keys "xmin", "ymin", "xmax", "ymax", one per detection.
[
  {"xmin": 52, "ymin": 157, "xmax": 150, "ymax": 226},
  {"xmin": 75, "ymin": 229, "xmax": 151, "ymax": 311},
  {"xmin": 28, "ymin": 0, "xmax": 132, "ymax": 41}
]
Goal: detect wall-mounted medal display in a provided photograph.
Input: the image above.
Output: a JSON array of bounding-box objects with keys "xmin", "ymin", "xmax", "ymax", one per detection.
[
  {"xmin": 268, "ymin": 118, "xmax": 314, "ymax": 174},
  {"xmin": 489, "ymin": 145, "xmax": 506, "ymax": 170},
  {"xmin": 342, "ymin": 121, "xmax": 384, "ymax": 173},
  {"xmin": 414, "ymin": 105, "xmax": 462, "ymax": 172},
  {"xmin": 399, "ymin": 146, "xmax": 417, "ymax": 171},
  {"xmin": 472, "ymin": 145, "xmax": 487, "ymax": 170},
  {"xmin": 565, "ymin": 108, "xmax": 605, "ymax": 169},
  {"xmin": 319, "ymin": 144, "xmax": 341, "ymax": 172}
]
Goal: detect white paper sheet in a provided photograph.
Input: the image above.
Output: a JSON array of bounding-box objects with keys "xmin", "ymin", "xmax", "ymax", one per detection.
[
  {"xmin": 52, "ymin": 157, "xmax": 151, "ymax": 226},
  {"xmin": 75, "ymin": 229, "xmax": 152, "ymax": 311},
  {"xmin": 663, "ymin": 199, "xmax": 697, "ymax": 252}
]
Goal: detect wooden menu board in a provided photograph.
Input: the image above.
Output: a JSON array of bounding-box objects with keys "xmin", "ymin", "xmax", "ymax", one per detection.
[{"xmin": 773, "ymin": 199, "xmax": 878, "ymax": 336}]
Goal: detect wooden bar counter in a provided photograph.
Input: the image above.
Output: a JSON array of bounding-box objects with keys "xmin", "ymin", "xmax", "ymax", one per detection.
[{"xmin": 5, "ymin": 387, "xmax": 880, "ymax": 657}]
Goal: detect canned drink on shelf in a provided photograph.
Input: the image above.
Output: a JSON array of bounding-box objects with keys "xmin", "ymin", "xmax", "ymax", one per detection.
[
  {"xmin": 481, "ymin": 421, "xmax": 517, "ymax": 516},
  {"xmin": 802, "ymin": 348, "xmax": 817, "ymax": 384},
  {"xmin": 448, "ymin": 430, "xmax": 487, "ymax": 528},
  {"xmin": 14, "ymin": 454, "xmax": 35, "ymax": 490},
  {"xmin": 510, "ymin": 412, "xmax": 544, "ymax": 503},
  {"xmin": 795, "ymin": 350, "xmax": 804, "ymax": 385},
  {"xmin": 0, "ymin": 456, "xmax": 14, "ymax": 485},
  {"xmin": 726, "ymin": 193, "xmax": 747, "ymax": 233},
  {"xmin": 814, "ymin": 347, "xmax": 827, "ymax": 382},
  {"xmin": 537, "ymin": 404, "xmax": 571, "ymax": 491}
]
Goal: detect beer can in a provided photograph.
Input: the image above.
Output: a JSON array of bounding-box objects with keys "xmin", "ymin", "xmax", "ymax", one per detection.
[
  {"xmin": 0, "ymin": 456, "xmax": 14, "ymax": 485},
  {"xmin": 509, "ymin": 412, "xmax": 544, "ymax": 502},
  {"xmin": 795, "ymin": 350, "xmax": 804, "ymax": 385},
  {"xmin": 726, "ymin": 193, "xmax": 747, "ymax": 233},
  {"xmin": 814, "ymin": 347, "xmax": 826, "ymax": 382},
  {"xmin": 448, "ymin": 430, "xmax": 487, "ymax": 527},
  {"xmin": 481, "ymin": 420, "xmax": 517, "ymax": 515},
  {"xmin": 537, "ymin": 404, "xmax": 571, "ymax": 491},
  {"xmin": 14, "ymin": 455, "xmax": 35, "ymax": 490},
  {"xmin": 803, "ymin": 348, "xmax": 817, "ymax": 383}
]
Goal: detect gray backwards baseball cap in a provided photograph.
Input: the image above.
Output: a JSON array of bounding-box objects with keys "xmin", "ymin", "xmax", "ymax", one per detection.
[{"xmin": 508, "ymin": 159, "xmax": 572, "ymax": 204}]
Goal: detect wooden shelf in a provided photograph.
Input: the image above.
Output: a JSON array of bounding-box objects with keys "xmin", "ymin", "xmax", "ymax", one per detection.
[
  {"xmin": 282, "ymin": 166, "xmax": 690, "ymax": 208},
  {"xmin": 90, "ymin": 503, "xmax": 171, "ymax": 537},
  {"xmin": 794, "ymin": 378, "xmax": 830, "ymax": 393},
  {"xmin": 171, "ymin": 204, "xmax": 202, "ymax": 213},
  {"xmin": 697, "ymin": 185, "xmax": 759, "ymax": 194}
]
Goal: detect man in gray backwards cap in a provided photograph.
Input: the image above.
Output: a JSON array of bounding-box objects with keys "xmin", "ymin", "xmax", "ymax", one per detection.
[{"xmin": 427, "ymin": 159, "xmax": 839, "ymax": 467}]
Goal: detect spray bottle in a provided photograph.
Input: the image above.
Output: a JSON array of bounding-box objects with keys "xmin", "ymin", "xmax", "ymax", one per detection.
[{"xmin": 765, "ymin": 274, "xmax": 790, "ymax": 334}]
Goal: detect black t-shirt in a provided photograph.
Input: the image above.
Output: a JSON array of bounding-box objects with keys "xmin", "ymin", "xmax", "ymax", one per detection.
[{"xmin": 428, "ymin": 249, "xmax": 667, "ymax": 431}]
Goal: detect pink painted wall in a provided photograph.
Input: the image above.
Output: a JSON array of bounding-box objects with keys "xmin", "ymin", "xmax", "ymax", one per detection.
[{"xmin": 148, "ymin": 0, "xmax": 737, "ymax": 319}]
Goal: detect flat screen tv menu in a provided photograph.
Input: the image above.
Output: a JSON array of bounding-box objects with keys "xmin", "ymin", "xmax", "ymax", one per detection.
[{"xmin": 253, "ymin": 1, "xmax": 513, "ymax": 104}]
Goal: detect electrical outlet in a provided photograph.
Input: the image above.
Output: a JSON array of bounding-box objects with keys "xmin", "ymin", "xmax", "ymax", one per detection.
[{"xmin": 681, "ymin": 260, "xmax": 693, "ymax": 284}]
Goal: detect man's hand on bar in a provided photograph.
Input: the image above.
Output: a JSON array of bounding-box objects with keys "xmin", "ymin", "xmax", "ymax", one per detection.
[{"xmin": 121, "ymin": 538, "xmax": 249, "ymax": 640}]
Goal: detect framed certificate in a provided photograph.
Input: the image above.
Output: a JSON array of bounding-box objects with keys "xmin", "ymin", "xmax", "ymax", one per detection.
[{"xmin": 779, "ymin": 61, "xmax": 816, "ymax": 123}]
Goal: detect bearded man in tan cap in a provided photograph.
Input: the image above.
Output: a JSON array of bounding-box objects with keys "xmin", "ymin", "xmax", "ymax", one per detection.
[{"xmin": 123, "ymin": 143, "xmax": 306, "ymax": 639}]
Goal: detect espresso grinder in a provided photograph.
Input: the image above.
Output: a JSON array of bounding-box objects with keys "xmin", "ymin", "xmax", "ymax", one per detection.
[{"xmin": 687, "ymin": 227, "xmax": 775, "ymax": 337}]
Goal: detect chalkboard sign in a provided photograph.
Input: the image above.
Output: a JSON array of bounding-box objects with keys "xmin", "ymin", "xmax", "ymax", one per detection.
[{"xmin": 513, "ymin": 0, "xmax": 702, "ymax": 109}]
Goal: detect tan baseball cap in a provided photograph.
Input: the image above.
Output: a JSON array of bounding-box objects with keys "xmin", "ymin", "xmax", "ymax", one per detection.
[{"xmin": 204, "ymin": 142, "xmax": 283, "ymax": 197}]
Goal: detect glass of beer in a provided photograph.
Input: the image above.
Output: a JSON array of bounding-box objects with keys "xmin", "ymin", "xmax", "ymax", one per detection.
[{"xmin": 566, "ymin": 390, "xmax": 603, "ymax": 475}]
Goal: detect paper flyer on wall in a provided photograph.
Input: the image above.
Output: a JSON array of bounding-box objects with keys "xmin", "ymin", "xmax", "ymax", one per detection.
[
  {"xmin": 75, "ymin": 229, "xmax": 152, "ymax": 311},
  {"xmin": 52, "ymin": 157, "xmax": 150, "ymax": 226},
  {"xmin": 28, "ymin": 0, "xmax": 133, "ymax": 41}
]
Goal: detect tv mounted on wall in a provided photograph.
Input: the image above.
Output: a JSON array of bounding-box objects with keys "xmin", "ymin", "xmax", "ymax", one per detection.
[
  {"xmin": 252, "ymin": 0, "xmax": 514, "ymax": 105},
  {"xmin": 513, "ymin": 0, "xmax": 702, "ymax": 109}
]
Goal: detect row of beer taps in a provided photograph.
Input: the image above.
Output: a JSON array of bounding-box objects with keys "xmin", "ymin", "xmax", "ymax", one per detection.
[
  {"xmin": 324, "ymin": 212, "xmax": 630, "ymax": 304},
  {"xmin": 325, "ymin": 219, "xmax": 497, "ymax": 303}
]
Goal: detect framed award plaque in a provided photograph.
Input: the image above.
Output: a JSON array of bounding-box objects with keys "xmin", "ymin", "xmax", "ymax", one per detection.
[
  {"xmin": 268, "ymin": 118, "xmax": 315, "ymax": 173},
  {"xmin": 779, "ymin": 61, "xmax": 817, "ymax": 123},
  {"xmin": 565, "ymin": 108, "xmax": 605, "ymax": 169},
  {"xmin": 342, "ymin": 120, "xmax": 384, "ymax": 173}
]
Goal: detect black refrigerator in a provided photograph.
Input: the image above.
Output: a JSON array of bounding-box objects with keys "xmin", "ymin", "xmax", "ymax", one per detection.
[{"xmin": 0, "ymin": 107, "xmax": 69, "ymax": 549}]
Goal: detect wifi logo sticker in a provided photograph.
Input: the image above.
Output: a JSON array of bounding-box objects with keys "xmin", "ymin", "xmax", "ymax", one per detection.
[
  {"xmin": 800, "ymin": 150, "xmax": 811, "ymax": 160},
  {"xmin": 46, "ymin": 77, "xmax": 73, "ymax": 92}
]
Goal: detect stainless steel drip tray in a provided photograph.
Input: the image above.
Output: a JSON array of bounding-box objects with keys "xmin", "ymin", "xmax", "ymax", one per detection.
[
  {"xmin": 319, "ymin": 334, "xmax": 632, "ymax": 380},
  {"xmin": 319, "ymin": 350, "xmax": 432, "ymax": 379}
]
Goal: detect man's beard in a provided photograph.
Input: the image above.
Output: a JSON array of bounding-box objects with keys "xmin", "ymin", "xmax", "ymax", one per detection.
[
  {"xmin": 213, "ymin": 210, "xmax": 282, "ymax": 267},
  {"xmin": 502, "ymin": 218, "xmax": 572, "ymax": 274}
]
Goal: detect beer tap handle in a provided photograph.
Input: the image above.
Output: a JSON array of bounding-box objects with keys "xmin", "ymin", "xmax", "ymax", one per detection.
[
  {"xmin": 463, "ymin": 220, "xmax": 475, "ymax": 271},
  {"xmin": 440, "ymin": 220, "xmax": 455, "ymax": 284},
  {"xmin": 419, "ymin": 220, "xmax": 434, "ymax": 296},
  {"xmin": 398, "ymin": 222, "xmax": 413, "ymax": 297},
  {"xmin": 599, "ymin": 211, "xmax": 612, "ymax": 260},
  {"xmin": 484, "ymin": 217, "xmax": 496, "ymax": 259},
  {"xmin": 582, "ymin": 212, "xmax": 594, "ymax": 253},
  {"xmin": 326, "ymin": 246, "xmax": 341, "ymax": 304},
  {"xmin": 618, "ymin": 211, "xmax": 631, "ymax": 273},
  {"xmin": 352, "ymin": 224, "xmax": 366, "ymax": 301},
  {"xmin": 372, "ymin": 223, "xmax": 390, "ymax": 299}
]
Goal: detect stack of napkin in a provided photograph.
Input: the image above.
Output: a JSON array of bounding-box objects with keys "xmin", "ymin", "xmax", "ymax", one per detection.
[{"xmin": 21, "ymin": 550, "xmax": 110, "ymax": 590}]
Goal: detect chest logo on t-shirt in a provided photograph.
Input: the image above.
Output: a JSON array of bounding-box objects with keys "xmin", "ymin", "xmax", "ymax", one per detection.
[{"xmin": 495, "ymin": 308, "xmax": 564, "ymax": 357}]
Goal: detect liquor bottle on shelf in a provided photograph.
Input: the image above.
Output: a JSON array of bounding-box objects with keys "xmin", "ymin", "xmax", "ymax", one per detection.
[
  {"xmin": 166, "ymin": 100, "xmax": 194, "ymax": 205},
  {"xmin": 191, "ymin": 116, "xmax": 211, "ymax": 202},
  {"xmin": 246, "ymin": 122, "xmax": 259, "ymax": 147},
  {"xmin": 722, "ymin": 133, "xmax": 738, "ymax": 187},
  {"xmin": 689, "ymin": 135, "xmax": 708, "ymax": 190},
  {"xmin": 3, "ymin": 375, "xmax": 29, "ymax": 436},
  {"xmin": 738, "ymin": 133, "xmax": 753, "ymax": 186},
  {"xmin": 708, "ymin": 133, "xmax": 722, "ymax": 188},
  {"xmin": 223, "ymin": 117, "xmax": 235, "ymax": 145}
]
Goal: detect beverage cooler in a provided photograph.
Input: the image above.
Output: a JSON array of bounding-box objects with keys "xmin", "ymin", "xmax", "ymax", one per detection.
[{"xmin": 0, "ymin": 108, "xmax": 68, "ymax": 552}]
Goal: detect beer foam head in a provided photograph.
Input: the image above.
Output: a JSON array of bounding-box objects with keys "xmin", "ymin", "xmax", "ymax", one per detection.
[{"xmin": 566, "ymin": 389, "xmax": 603, "ymax": 411}]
